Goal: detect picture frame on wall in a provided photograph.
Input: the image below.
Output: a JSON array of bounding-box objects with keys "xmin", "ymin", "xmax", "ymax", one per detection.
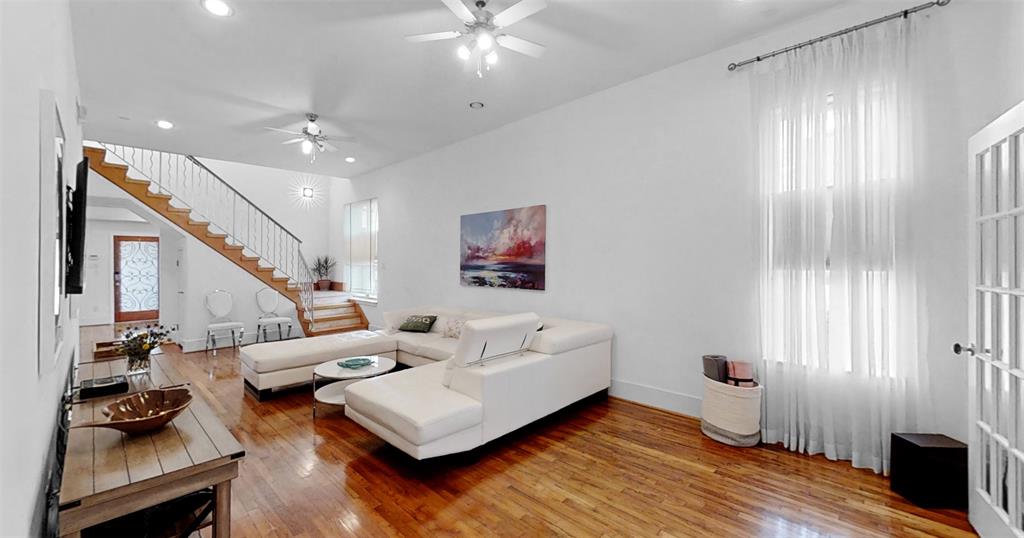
[
  {"xmin": 37, "ymin": 90, "xmax": 66, "ymax": 375},
  {"xmin": 460, "ymin": 204, "xmax": 546, "ymax": 290}
]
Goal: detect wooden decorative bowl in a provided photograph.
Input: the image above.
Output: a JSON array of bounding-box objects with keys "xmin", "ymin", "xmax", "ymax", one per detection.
[{"xmin": 75, "ymin": 388, "xmax": 193, "ymax": 435}]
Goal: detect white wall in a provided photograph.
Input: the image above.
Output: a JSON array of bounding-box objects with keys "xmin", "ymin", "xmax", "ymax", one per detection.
[
  {"xmin": 331, "ymin": 0, "xmax": 1024, "ymax": 441},
  {"xmin": 175, "ymin": 159, "xmax": 343, "ymax": 349},
  {"xmin": 200, "ymin": 157, "xmax": 335, "ymax": 261},
  {"xmin": 80, "ymin": 219, "xmax": 159, "ymax": 326},
  {"xmin": 0, "ymin": 0, "xmax": 84, "ymax": 534},
  {"xmin": 160, "ymin": 229, "xmax": 185, "ymax": 336},
  {"xmin": 86, "ymin": 170, "xmax": 302, "ymax": 350},
  {"xmin": 177, "ymin": 235, "xmax": 302, "ymax": 352},
  {"xmin": 79, "ymin": 216, "xmax": 184, "ymax": 334}
]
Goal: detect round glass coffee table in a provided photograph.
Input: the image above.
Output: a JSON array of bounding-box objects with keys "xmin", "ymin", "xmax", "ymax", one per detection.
[{"xmin": 312, "ymin": 355, "xmax": 396, "ymax": 417}]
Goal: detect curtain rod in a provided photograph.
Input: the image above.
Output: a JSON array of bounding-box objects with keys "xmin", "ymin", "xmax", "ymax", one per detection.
[{"xmin": 727, "ymin": 0, "xmax": 950, "ymax": 72}]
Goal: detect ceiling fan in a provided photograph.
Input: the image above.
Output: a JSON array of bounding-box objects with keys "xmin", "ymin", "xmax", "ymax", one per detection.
[
  {"xmin": 264, "ymin": 113, "xmax": 356, "ymax": 163},
  {"xmin": 406, "ymin": 0, "xmax": 547, "ymax": 78}
]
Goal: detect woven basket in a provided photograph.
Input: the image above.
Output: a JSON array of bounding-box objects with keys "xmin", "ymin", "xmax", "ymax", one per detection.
[{"xmin": 700, "ymin": 376, "xmax": 762, "ymax": 447}]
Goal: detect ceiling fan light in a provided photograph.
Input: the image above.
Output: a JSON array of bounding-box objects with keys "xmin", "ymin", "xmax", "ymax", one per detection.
[
  {"xmin": 301, "ymin": 139, "xmax": 313, "ymax": 155},
  {"xmin": 485, "ymin": 51, "xmax": 498, "ymax": 65},
  {"xmin": 457, "ymin": 44, "xmax": 471, "ymax": 60},
  {"xmin": 476, "ymin": 31, "xmax": 494, "ymax": 51},
  {"xmin": 200, "ymin": 0, "xmax": 233, "ymax": 17}
]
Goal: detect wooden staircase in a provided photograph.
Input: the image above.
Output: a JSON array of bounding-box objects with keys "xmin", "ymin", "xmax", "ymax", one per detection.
[
  {"xmin": 85, "ymin": 145, "xmax": 368, "ymax": 336},
  {"xmin": 305, "ymin": 300, "xmax": 368, "ymax": 335}
]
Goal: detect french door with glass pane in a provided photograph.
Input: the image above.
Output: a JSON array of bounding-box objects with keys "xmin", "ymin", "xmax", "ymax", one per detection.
[
  {"xmin": 966, "ymin": 100, "xmax": 1024, "ymax": 537},
  {"xmin": 113, "ymin": 235, "xmax": 160, "ymax": 322}
]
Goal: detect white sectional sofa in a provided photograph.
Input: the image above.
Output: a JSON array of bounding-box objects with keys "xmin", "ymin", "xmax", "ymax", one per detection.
[
  {"xmin": 239, "ymin": 305, "xmax": 612, "ymax": 400},
  {"xmin": 344, "ymin": 309, "xmax": 614, "ymax": 457},
  {"xmin": 344, "ymin": 312, "xmax": 613, "ymax": 459},
  {"xmin": 241, "ymin": 306, "xmax": 611, "ymax": 457}
]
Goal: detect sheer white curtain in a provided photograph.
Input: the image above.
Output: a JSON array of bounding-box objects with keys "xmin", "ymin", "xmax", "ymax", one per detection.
[{"xmin": 753, "ymin": 17, "xmax": 931, "ymax": 475}]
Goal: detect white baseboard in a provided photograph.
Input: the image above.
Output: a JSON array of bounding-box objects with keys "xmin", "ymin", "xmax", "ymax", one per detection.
[{"xmin": 610, "ymin": 379, "xmax": 702, "ymax": 418}]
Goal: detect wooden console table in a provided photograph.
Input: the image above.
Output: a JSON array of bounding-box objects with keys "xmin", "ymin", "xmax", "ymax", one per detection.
[{"xmin": 59, "ymin": 356, "xmax": 245, "ymax": 537}]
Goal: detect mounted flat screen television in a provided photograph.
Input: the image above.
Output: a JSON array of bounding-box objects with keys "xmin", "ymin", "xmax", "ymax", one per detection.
[{"xmin": 64, "ymin": 156, "xmax": 88, "ymax": 294}]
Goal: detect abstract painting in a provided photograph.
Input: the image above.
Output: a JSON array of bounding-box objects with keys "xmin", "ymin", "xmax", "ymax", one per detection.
[{"xmin": 460, "ymin": 205, "xmax": 546, "ymax": 290}]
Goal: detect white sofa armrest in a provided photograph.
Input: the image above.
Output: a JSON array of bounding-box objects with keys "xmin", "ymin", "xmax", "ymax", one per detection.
[{"xmin": 529, "ymin": 318, "xmax": 613, "ymax": 354}]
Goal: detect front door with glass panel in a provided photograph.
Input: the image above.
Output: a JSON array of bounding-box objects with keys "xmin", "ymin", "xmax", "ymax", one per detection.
[
  {"xmin": 964, "ymin": 100, "xmax": 1024, "ymax": 537},
  {"xmin": 113, "ymin": 235, "xmax": 160, "ymax": 322}
]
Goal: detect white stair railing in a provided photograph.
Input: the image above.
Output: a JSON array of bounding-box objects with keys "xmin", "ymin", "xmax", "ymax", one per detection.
[{"xmin": 92, "ymin": 141, "xmax": 321, "ymax": 331}]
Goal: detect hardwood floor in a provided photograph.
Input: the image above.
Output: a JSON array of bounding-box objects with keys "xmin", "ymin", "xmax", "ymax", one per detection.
[{"xmin": 79, "ymin": 326, "xmax": 974, "ymax": 537}]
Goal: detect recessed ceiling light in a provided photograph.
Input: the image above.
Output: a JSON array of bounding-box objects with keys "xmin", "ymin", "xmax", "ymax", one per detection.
[
  {"xmin": 301, "ymin": 187, "xmax": 315, "ymax": 199},
  {"xmin": 345, "ymin": 157, "xmax": 356, "ymax": 163},
  {"xmin": 469, "ymin": 102, "xmax": 485, "ymax": 109},
  {"xmin": 155, "ymin": 120, "xmax": 174, "ymax": 130},
  {"xmin": 201, "ymin": 0, "xmax": 233, "ymax": 17}
]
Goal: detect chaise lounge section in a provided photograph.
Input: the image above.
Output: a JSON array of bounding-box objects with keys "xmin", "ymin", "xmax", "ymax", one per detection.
[{"xmin": 345, "ymin": 312, "xmax": 613, "ymax": 459}]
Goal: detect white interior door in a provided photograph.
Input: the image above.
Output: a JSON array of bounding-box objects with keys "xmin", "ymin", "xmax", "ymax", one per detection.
[{"xmin": 965, "ymin": 100, "xmax": 1024, "ymax": 537}]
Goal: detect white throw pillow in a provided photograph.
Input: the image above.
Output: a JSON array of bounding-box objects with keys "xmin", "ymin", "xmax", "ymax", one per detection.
[{"xmin": 443, "ymin": 318, "xmax": 466, "ymax": 339}]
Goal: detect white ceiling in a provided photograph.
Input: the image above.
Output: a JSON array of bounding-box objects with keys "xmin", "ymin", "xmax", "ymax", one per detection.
[{"xmin": 71, "ymin": 0, "xmax": 838, "ymax": 177}]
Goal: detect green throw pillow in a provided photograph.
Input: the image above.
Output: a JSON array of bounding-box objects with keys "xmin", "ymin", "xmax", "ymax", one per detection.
[{"xmin": 399, "ymin": 315, "xmax": 437, "ymax": 333}]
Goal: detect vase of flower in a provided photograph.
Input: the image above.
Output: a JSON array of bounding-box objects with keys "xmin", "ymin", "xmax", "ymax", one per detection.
[
  {"xmin": 120, "ymin": 325, "xmax": 170, "ymax": 377},
  {"xmin": 126, "ymin": 351, "xmax": 152, "ymax": 376}
]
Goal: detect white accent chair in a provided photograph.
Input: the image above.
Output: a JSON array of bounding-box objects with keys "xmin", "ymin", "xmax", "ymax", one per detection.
[
  {"xmin": 205, "ymin": 290, "xmax": 244, "ymax": 352},
  {"xmin": 255, "ymin": 288, "xmax": 292, "ymax": 342},
  {"xmin": 343, "ymin": 313, "xmax": 612, "ymax": 459}
]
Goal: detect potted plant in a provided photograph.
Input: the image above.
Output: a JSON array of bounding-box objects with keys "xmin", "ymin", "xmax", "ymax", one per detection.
[
  {"xmin": 120, "ymin": 324, "xmax": 171, "ymax": 376},
  {"xmin": 312, "ymin": 256, "xmax": 336, "ymax": 291}
]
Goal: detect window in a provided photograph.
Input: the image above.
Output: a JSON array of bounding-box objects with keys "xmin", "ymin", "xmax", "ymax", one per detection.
[{"xmin": 344, "ymin": 198, "xmax": 378, "ymax": 300}]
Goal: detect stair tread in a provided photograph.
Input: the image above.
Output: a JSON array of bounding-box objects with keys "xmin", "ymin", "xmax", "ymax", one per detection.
[
  {"xmin": 145, "ymin": 192, "xmax": 173, "ymax": 200},
  {"xmin": 310, "ymin": 301, "xmax": 354, "ymax": 310},
  {"xmin": 223, "ymin": 244, "xmax": 244, "ymax": 251},
  {"xmin": 167, "ymin": 206, "xmax": 191, "ymax": 214},
  {"xmin": 310, "ymin": 324, "xmax": 369, "ymax": 334},
  {"xmin": 311, "ymin": 313, "xmax": 360, "ymax": 322}
]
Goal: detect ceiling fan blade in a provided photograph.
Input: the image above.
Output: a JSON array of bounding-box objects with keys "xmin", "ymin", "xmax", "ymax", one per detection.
[
  {"xmin": 405, "ymin": 30, "xmax": 462, "ymax": 43},
  {"xmin": 440, "ymin": 0, "xmax": 477, "ymax": 24},
  {"xmin": 280, "ymin": 137, "xmax": 306, "ymax": 145},
  {"xmin": 491, "ymin": 0, "xmax": 547, "ymax": 28},
  {"xmin": 325, "ymin": 134, "xmax": 358, "ymax": 143},
  {"xmin": 264, "ymin": 127, "xmax": 302, "ymax": 135},
  {"xmin": 497, "ymin": 34, "xmax": 546, "ymax": 58},
  {"xmin": 322, "ymin": 141, "xmax": 339, "ymax": 153}
]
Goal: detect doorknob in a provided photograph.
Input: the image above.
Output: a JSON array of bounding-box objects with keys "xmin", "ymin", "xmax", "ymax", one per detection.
[{"xmin": 953, "ymin": 342, "xmax": 976, "ymax": 356}]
